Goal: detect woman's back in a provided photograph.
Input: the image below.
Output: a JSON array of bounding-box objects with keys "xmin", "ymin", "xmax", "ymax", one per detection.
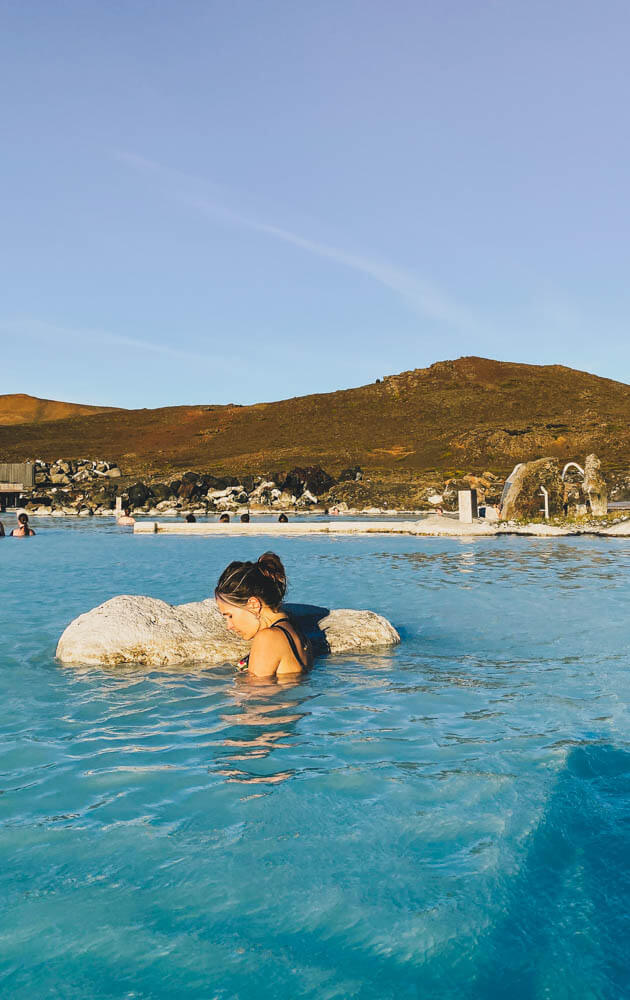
[{"xmin": 11, "ymin": 515, "xmax": 35, "ymax": 537}]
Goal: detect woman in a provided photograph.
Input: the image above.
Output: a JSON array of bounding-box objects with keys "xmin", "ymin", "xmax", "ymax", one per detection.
[
  {"xmin": 215, "ymin": 551, "xmax": 312, "ymax": 679},
  {"xmin": 11, "ymin": 512, "xmax": 35, "ymax": 537}
]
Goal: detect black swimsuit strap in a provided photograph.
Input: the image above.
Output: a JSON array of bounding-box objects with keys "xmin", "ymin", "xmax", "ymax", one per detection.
[{"xmin": 270, "ymin": 618, "xmax": 307, "ymax": 667}]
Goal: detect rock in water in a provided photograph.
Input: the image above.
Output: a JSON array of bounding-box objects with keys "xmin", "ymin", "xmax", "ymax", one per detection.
[
  {"xmin": 583, "ymin": 453, "xmax": 608, "ymax": 516},
  {"xmin": 501, "ymin": 457, "xmax": 563, "ymax": 520},
  {"xmin": 56, "ymin": 596, "xmax": 400, "ymax": 667}
]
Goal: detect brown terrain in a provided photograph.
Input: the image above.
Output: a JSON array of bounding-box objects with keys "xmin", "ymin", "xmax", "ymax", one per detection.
[
  {"xmin": 0, "ymin": 394, "xmax": 115, "ymax": 426},
  {"xmin": 2, "ymin": 358, "xmax": 630, "ymax": 497}
]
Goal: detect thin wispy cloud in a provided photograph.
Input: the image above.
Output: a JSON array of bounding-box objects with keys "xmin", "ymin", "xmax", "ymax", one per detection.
[
  {"xmin": 114, "ymin": 150, "xmax": 479, "ymax": 333},
  {"xmin": 0, "ymin": 318, "xmax": 232, "ymax": 370}
]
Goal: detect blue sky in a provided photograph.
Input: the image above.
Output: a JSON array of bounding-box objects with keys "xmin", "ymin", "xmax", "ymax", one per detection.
[{"xmin": 2, "ymin": 0, "xmax": 630, "ymax": 407}]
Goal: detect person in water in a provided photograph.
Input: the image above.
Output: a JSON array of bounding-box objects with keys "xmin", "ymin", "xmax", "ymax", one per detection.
[
  {"xmin": 0, "ymin": 521, "xmax": 5, "ymax": 537},
  {"xmin": 219, "ymin": 513, "xmax": 230, "ymax": 523},
  {"xmin": 278, "ymin": 513, "xmax": 288, "ymax": 523},
  {"xmin": 11, "ymin": 512, "xmax": 35, "ymax": 537},
  {"xmin": 117, "ymin": 507, "xmax": 135, "ymax": 526},
  {"xmin": 215, "ymin": 551, "xmax": 312, "ymax": 679},
  {"xmin": 185, "ymin": 513, "xmax": 196, "ymax": 523},
  {"xmin": 240, "ymin": 513, "xmax": 250, "ymax": 523}
]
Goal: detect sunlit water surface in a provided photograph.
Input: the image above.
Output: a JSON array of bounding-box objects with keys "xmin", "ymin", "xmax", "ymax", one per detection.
[{"xmin": 1, "ymin": 519, "xmax": 629, "ymax": 999}]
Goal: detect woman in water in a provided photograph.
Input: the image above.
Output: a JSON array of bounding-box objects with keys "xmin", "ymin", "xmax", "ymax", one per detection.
[
  {"xmin": 11, "ymin": 512, "xmax": 35, "ymax": 537},
  {"xmin": 215, "ymin": 551, "xmax": 312, "ymax": 679}
]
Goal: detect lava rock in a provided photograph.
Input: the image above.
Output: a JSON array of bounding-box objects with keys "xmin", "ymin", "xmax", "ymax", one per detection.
[{"xmin": 126, "ymin": 482, "xmax": 153, "ymax": 508}]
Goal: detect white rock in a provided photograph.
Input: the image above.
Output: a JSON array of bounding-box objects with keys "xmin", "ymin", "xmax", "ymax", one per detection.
[
  {"xmin": 56, "ymin": 596, "xmax": 400, "ymax": 668},
  {"xmin": 428, "ymin": 493, "xmax": 444, "ymax": 505},
  {"xmin": 249, "ymin": 481, "xmax": 276, "ymax": 499},
  {"xmin": 207, "ymin": 488, "xmax": 233, "ymax": 500}
]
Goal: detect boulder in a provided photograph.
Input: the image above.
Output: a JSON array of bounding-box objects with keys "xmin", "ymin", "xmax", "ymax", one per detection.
[
  {"xmin": 297, "ymin": 489, "xmax": 318, "ymax": 507},
  {"xmin": 178, "ymin": 480, "xmax": 201, "ymax": 500},
  {"xmin": 281, "ymin": 466, "xmax": 335, "ymax": 498},
  {"xmin": 151, "ymin": 483, "xmax": 172, "ymax": 502},
  {"xmin": 56, "ymin": 596, "xmax": 400, "ymax": 668},
  {"xmin": 127, "ymin": 482, "xmax": 152, "ymax": 507},
  {"xmin": 583, "ymin": 453, "xmax": 608, "ymax": 516},
  {"xmin": 27, "ymin": 493, "xmax": 53, "ymax": 507},
  {"xmin": 501, "ymin": 458, "xmax": 563, "ymax": 520}
]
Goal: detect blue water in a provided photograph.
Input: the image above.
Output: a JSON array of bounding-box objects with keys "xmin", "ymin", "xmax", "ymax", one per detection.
[{"xmin": 1, "ymin": 519, "xmax": 630, "ymax": 999}]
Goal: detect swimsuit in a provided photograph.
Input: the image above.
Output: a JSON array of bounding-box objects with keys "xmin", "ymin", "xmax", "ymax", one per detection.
[{"xmin": 236, "ymin": 616, "xmax": 308, "ymax": 672}]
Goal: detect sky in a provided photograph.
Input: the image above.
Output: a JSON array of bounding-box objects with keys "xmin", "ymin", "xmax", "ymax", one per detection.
[{"xmin": 2, "ymin": 0, "xmax": 630, "ymax": 407}]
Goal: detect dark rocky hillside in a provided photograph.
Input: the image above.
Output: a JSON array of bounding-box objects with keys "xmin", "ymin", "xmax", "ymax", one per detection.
[{"xmin": 2, "ymin": 357, "xmax": 630, "ymax": 486}]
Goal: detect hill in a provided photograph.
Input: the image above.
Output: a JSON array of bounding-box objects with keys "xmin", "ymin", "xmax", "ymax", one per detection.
[
  {"xmin": 0, "ymin": 393, "xmax": 115, "ymax": 426},
  {"xmin": 2, "ymin": 357, "xmax": 630, "ymax": 481}
]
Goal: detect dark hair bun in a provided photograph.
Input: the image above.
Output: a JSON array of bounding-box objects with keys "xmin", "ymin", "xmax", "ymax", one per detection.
[
  {"xmin": 215, "ymin": 551, "xmax": 287, "ymax": 610},
  {"xmin": 257, "ymin": 551, "xmax": 287, "ymax": 601}
]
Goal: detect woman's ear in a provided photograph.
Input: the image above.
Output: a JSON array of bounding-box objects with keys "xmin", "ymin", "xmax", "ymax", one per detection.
[{"xmin": 247, "ymin": 596, "xmax": 262, "ymax": 617}]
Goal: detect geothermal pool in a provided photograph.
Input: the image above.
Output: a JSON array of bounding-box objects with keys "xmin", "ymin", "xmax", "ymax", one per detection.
[{"xmin": 1, "ymin": 519, "xmax": 629, "ymax": 998}]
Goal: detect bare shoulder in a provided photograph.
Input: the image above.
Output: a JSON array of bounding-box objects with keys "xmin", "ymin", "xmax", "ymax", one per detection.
[{"xmin": 248, "ymin": 628, "xmax": 283, "ymax": 677}]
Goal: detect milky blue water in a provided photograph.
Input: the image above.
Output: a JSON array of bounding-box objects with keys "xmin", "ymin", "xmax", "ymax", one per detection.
[{"xmin": 1, "ymin": 519, "xmax": 630, "ymax": 999}]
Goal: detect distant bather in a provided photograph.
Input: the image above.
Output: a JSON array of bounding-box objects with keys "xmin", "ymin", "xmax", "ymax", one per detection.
[{"xmin": 11, "ymin": 512, "xmax": 35, "ymax": 537}]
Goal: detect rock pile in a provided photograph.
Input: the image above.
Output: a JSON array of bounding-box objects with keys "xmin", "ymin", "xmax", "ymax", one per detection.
[
  {"xmin": 126, "ymin": 465, "xmax": 346, "ymax": 518},
  {"xmin": 21, "ymin": 459, "xmax": 122, "ymax": 517},
  {"xmin": 19, "ymin": 462, "xmax": 364, "ymax": 518},
  {"xmin": 35, "ymin": 458, "xmax": 121, "ymax": 485}
]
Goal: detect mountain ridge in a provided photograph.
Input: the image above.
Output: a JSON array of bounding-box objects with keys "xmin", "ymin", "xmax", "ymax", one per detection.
[
  {"xmin": 2, "ymin": 356, "xmax": 630, "ymax": 479},
  {"xmin": 0, "ymin": 393, "xmax": 117, "ymax": 426}
]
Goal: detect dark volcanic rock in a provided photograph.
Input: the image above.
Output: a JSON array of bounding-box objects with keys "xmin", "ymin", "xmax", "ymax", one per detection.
[
  {"xmin": 26, "ymin": 494, "xmax": 53, "ymax": 507},
  {"xmin": 127, "ymin": 482, "xmax": 152, "ymax": 508},
  {"xmin": 151, "ymin": 483, "xmax": 171, "ymax": 502},
  {"xmin": 91, "ymin": 481, "xmax": 118, "ymax": 505},
  {"xmin": 178, "ymin": 480, "xmax": 201, "ymax": 500},
  {"xmin": 281, "ymin": 466, "xmax": 336, "ymax": 498}
]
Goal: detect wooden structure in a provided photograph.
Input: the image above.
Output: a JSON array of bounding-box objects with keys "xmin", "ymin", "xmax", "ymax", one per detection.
[{"xmin": 0, "ymin": 462, "xmax": 34, "ymax": 509}]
